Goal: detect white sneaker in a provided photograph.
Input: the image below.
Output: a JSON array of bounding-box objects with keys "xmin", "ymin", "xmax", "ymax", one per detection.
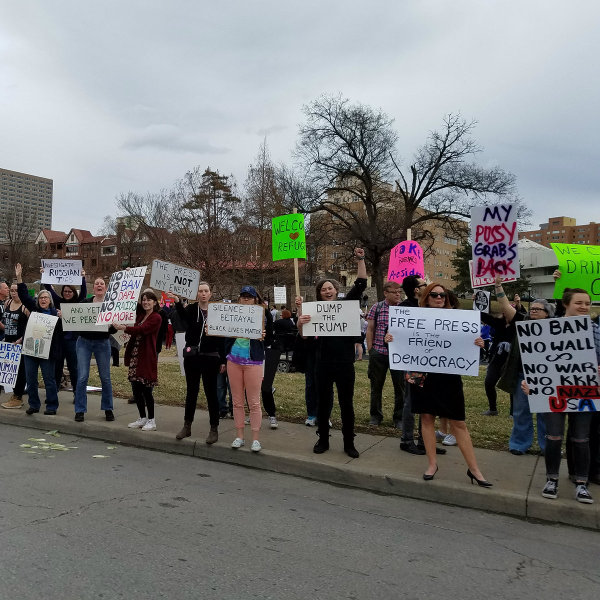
[
  {"xmin": 305, "ymin": 416, "xmax": 317, "ymax": 427},
  {"xmin": 435, "ymin": 430, "xmax": 446, "ymax": 442},
  {"xmin": 128, "ymin": 417, "xmax": 148, "ymax": 429},
  {"xmin": 251, "ymin": 440, "xmax": 262, "ymax": 452},
  {"xmin": 244, "ymin": 416, "xmax": 250, "ymax": 425},
  {"xmin": 141, "ymin": 418, "xmax": 156, "ymax": 431},
  {"xmin": 231, "ymin": 437, "xmax": 245, "ymax": 449},
  {"xmin": 442, "ymin": 434, "xmax": 457, "ymax": 446},
  {"xmin": 269, "ymin": 416, "xmax": 278, "ymax": 429}
]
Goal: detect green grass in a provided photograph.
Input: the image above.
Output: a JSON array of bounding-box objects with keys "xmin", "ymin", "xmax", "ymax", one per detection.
[{"xmin": 88, "ymin": 349, "xmax": 519, "ymax": 452}]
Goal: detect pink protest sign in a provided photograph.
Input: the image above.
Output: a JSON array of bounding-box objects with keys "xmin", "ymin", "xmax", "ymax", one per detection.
[
  {"xmin": 387, "ymin": 241, "xmax": 425, "ymax": 283},
  {"xmin": 470, "ymin": 203, "xmax": 520, "ymax": 280}
]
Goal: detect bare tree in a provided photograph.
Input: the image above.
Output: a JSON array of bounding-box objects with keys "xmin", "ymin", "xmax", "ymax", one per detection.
[{"xmin": 0, "ymin": 207, "xmax": 38, "ymax": 279}]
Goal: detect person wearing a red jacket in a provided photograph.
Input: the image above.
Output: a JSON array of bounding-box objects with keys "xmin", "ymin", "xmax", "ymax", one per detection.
[{"xmin": 115, "ymin": 289, "xmax": 162, "ymax": 431}]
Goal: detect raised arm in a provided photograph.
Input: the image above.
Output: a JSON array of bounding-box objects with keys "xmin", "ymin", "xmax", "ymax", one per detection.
[{"xmin": 494, "ymin": 275, "xmax": 516, "ymax": 322}]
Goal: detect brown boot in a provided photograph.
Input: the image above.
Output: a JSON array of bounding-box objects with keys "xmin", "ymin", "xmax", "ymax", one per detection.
[
  {"xmin": 205, "ymin": 427, "xmax": 218, "ymax": 445},
  {"xmin": 1, "ymin": 395, "xmax": 23, "ymax": 409},
  {"xmin": 175, "ymin": 421, "xmax": 192, "ymax": 440}
]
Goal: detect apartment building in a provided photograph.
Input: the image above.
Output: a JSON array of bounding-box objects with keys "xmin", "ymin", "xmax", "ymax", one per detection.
[{"xmin": 520, "ymin": 216, "xmax": 600, "ymax": 247}]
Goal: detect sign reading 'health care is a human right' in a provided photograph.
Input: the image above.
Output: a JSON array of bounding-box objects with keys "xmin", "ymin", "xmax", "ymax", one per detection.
[
  {"xmin": 272, "ymin": 214, "xmax": 306, "ymax": 260},
  {"xmin": 471, "ymin": 203, "xmax": 519, "ymax": 280}
]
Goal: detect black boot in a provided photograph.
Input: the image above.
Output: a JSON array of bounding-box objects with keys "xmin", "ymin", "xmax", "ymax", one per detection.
[
  {"xmin": 344, "ymin": 435, "xmax": 359, "ymax": 459},
  {"xmin": 313, "ymin": 432, "xmax": 330, "ymax": 454}
]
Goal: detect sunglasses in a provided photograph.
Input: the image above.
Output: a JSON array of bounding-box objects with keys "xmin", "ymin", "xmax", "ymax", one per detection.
[
  {"xmin": 428, "ymin": 292, "xmax": 447, "ymax": 299},
  {"xmin": 417, "ymin": 283, "xmax": 427, "ymax": 288}
]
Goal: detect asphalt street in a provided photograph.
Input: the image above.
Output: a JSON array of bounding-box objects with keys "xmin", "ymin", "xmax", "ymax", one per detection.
[{"xmin": 1, "ymin": 423, "xmax": 599, "ymax": 600}]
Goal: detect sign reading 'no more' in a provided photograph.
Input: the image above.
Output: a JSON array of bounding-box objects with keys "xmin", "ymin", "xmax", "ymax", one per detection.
[{"xmin": 97, "ymin": 266, "xmax": 147, "ymax": 326}]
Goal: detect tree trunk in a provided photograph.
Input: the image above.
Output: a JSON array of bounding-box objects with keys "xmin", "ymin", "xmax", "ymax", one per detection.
[{"xmin": 370, "ymin": 252, "xmax": 385, "ymax": 300}]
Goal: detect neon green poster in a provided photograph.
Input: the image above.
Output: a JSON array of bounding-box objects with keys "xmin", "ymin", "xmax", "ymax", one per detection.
[
  {"xmin": 272, "ymin": 214, "xmax": 306, "ymax": 261},
  {"xmin": 551, "ymin": 243, "xmax": 600, "ymax": 300}
]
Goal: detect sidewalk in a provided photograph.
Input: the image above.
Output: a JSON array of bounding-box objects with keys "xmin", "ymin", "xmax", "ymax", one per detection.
[{"xmin": 0, "ymin": 389, "xmax": 598, "ymax": 531}]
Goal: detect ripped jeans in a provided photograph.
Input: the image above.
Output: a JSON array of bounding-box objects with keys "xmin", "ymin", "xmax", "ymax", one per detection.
[{"xmin": 544, "ymin": 412, "xmax": 592, "ymax": 481}]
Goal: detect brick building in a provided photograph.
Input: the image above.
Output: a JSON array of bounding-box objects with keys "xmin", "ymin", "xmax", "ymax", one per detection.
[{"xmin": 520, "ymin": 216, "xmax": 600, "ymax": 247}]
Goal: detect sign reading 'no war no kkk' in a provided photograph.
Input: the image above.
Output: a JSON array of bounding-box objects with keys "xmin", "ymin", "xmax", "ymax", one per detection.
[
  {"xmin": 41, "ymin": 259, "xmax": 83, "ymax": 285},
  {"xmin": 387, "ymin": 306, "xmax": 481, "ymax": 376},
  {"xmin": 97, "ymin": 267, "xmax": 147, "ymax": 326},
  {"xmin": 272, "ymin": 213, "xmax": 306, "ymax": 261},
  {"xmin": 551, "ymin": 243, "xmax": 600, "ymax": 301},
  {"xmin": 300, "ymin": 300, "xmax": 361, "ymax": 337},
  {"xmin": 206, "ymin": 303, "xmax": 265, "ymax": 340},
  {"xmin": 387, "ymin": 241, "xmax": 425, "ymax": 283},
  {"xmin": 61, "ymin": 303, "xmax": 109, "ymax": 332},
  {"xmin": 516, "ymin": 316, "xmax": 599, "ymax": 413},
  {"xmin": 149, "ymin": 259, "xmax": 201, "ymax": 301},
  {"xmin": 471, "ymin": 203, "xmax": 519, "ymax": 280}
]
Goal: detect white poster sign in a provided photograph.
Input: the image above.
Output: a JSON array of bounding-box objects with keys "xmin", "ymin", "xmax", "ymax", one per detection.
[
  {"xmin": 273, "ymin": 286, "xmax": 287, "ymax": 305},
  {"xmin": 469, "ymin": 260, "xmax": 517, "ymax": 289},
  {"xmin": 111, "ymin": 330, "xmax": 130, "ymax": 349},
  {"xmin": 206, "ymin": 303, "xmax": 265, "ymax": 339},
  {"xmin": 61, "ymin": 303, "xmax": 109, "ymax": 332},
  {"xmin": 22, "ymin": 312, "xmax": 59, "ymax": 359},
  {"xmin": 516, "ymin": 316, "xmax": 599, "ymax": 413},
  {"xmin": 41, "ymin": 259, "xmax": 83, "ymax": 285},
  {"xmin": 387, "ymin": 306, "xmax": 481, "ymax": 376},
  {"xmin": 97, "ymin": 266, "xmax": 147, "ymax": 326},
  {"xmin": 300, "ymin": 300, "xmax": 360, "ymax": 337},
  {"xmin": 0, "ymin": 342, "xmax": 23, "ymax": 392},
  {"xmin": 175, "ymin": 332, "xmax": 186, "ymax": 376},
  {"xmin": 472, "ymin": 290, "xmax": 491, "ymax": 313},
  {"xmin": 150, "ymin": 260, "xmax": 201, "ymax": 301}
]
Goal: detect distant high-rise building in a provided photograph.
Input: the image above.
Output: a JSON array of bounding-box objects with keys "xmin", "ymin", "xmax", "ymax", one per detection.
[
  {"xmin": 520, "ymin": 216, "xmax": 600, "ymax": 247},
  {"xmin": 0, "ymin": 167, "xmax": 53, "ymax": 242}
]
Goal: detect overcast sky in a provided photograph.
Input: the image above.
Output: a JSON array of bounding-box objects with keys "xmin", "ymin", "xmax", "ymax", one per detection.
[{"xmin": 1, "ymin": 0, "xmax": 598, "ymax": 235}]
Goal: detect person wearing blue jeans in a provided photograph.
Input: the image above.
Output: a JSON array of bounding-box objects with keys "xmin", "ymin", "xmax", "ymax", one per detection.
[
  {"xmin": 24, "ymin": 355, "xmax": 59, "ymax": 414},
  {"xmin": 509, "ymin": 373, "xmax": 546, "ymax": 454}
]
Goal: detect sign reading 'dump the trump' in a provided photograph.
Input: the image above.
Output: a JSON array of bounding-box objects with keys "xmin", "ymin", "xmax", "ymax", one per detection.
[
  {"xmin": 471, "ymin": 203, "xmax": 519, "ymax": 280},
  {"xmin": 206, "ymin": 303, "xmax": 265, "ymax": 339},
  {"xmin": 272, "ymin": 213, "xmax": 306, "ymax": 261},
  {"xmin": 22, "ymin": 312, "xmax": 59, "ymax": 359},
  {"xmin": 97, "ymin": 266, "xmax": 147, "ymax": 326},
  {"xmin": 300, "ymin": 300, "xmax": 360, "ymax": 337},
  {"xmin": 61, "ymin": 303, "xmax": 109, "ymax": 332},
  {"xmin": 387, "ymin": 306, "xmax": 481, "ymax": 376},
  {"xmin": 516, "ymin": 316, "xmax": 599, "ymax": 413},
  {"xmin": 0, "ymin": 341, "xmax": 23, "ymax": 391},
  {"xmin": 41, "ymin": 259, "xmax": 83, "ymax": 285},
  {"xmin": 149, "ymin": 260, "xmax": 201, "ymax": 301},
  {"xmin": 551, "ymin": 243, "xmax": 600, "ymax": 301},
  {"xmin": 387, "ymin": 241, "xmax": 425, "ymax": 283}
]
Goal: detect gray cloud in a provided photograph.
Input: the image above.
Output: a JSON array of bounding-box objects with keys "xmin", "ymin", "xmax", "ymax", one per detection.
[{"xmin": 122, "ymin": 124, "xmax": 229, "ymax": 154}]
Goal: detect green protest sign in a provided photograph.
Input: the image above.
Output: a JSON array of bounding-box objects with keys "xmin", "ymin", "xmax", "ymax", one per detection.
[
  {"xmin": 272, "ymin": 213, "xmax": 306, "ymax": 261},
  {"xmin": 551, "ymin": 243, "xmax": 600, "ymax": 300}
]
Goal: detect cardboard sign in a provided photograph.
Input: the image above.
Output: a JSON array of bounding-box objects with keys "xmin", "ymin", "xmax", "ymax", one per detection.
[
  {"xmin": 22, "ymin": 312, "xmax": 59, "ymax": 359},
  {"xmin": 387, "ymin": 306, "xmax": 481, "ymax": 376},
  {"xmin": 111, "ymin": 329, "xmax": 130, "ymax": 349},
  {"xmin": 175, "ymin": 332, "xmax": 186, "ymax": 376},
  {"xmin": 387, "ymin": 241, "xmax": 425, "ymax": 282},
  {"xmin": 473, "ymin": 290, "xmax": 490, "ymax": 313},
  {"xmin": 273, "ymin": 286, "xmax": 287, "ymax": 305},
  {"xmin": 550, "ymin": 243, "xmax": 600, "ymax": 301},
  {"xmin": 41, "ymin": 259, "xmax": 83, "ymax": 285},
  {"xmin": 61, "ymin": 303, "xmax": 109, "ymax": 332},
  {"xmin": 0, "ymin": 342, "xmax": 22, "ymax": 391},
  {"xmin": 206, "ymin": 303, "xmax": 265, "ymax": 339},
  {"xmin": 300, "ymin": 300, "xmax": 360, "ymax": 337},
  {"xmin": 469, "ymin": 260, "xmax": 517, "ymax": 288},
  {"xmin": 150, "ymin": 259, "xmax": 201, "ymax": 301},
  {"xmin": 471, "ymin": 203, "xmax": 519, "ymax": 280},
  {"xmin": 97, "ymin": 267, "xmax": 147, "ymax": 326},
  {"xmin": 272, "ymin": 214, "xmax": 306, "ymax": 260},
  {"xmin": 516, "ymin": 316, "xmax": 599, "ymax": 413}
]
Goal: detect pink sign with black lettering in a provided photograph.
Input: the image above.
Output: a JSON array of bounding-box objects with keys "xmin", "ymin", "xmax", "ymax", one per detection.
[{"xmin": 387, "ymin": 241, "xmax": 425, "ymax": 283}]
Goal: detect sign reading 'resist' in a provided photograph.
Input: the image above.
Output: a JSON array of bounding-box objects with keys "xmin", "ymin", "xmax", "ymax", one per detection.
[
  {"xmin": 300, "ymin": 300, "xmax": 360, "ymax": 337},
  {"xmin": 387, "ymin": 306, "xmax": 481, "ymax": 376},
  {"xmin": 206, "ymin": 303, "xmax": 265, "ymax": 339}
]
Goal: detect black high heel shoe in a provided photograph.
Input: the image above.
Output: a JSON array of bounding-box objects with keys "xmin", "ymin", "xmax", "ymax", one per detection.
[
  {"xmin": 423, "ymin": 466, "xmax": 439, "ymax": 481},
  {"xmin": 467, "ymin": 469, "xmax": 493, "ymax": 487}
]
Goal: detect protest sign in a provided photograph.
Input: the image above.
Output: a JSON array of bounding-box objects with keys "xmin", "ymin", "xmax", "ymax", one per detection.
[
  {"xmin": 0, "ymin": 342, "xmax": 22, "ymax": 392},
  {"xmin": 550, "ymin": 243, "xmax": 600, "ymax": 301},
  {"xmin": 41, "ymin": 259, "xmax": 83, "ymax": 285},
  {"xmin": 175, "ymin": 332, "xmax": 186, "ymax": 376},
  {"xmin": 469, "ymin": 260, "xmax": 516, "ymax": 288},
  {"xmin": 387, "ymin": 306, "xmax": 481, "ymax": 376},
  {"xmin": 61, "ymin": 303, "xmax": 109, "ymax": 332},
  {"xmin": 97, "ymin": 266, "xmax": 147, "ymax": 326},
  {"xmin": 473, "ymin": 290, "xmax": 490, "ymax": 313},
  {"xmin": 471, "ymin": 203, "xmax": 519, "ymax": 280},
  {"xmin": 111, "ymin": 329, "xmax": 130, "ymax": 349},
  {"xmin": 149, "ymin": 259, "xmax": 201, "ymax": 301},
  {"xmin": 300, "ymin": 300, "xmax": 360, "ymax": 337},
  {"xmin": 22, "ymin": 312, "xmax": 59, "ymax": 359},
  {"xmin": 206, "ymin": 303, "xmax": 265, "ymax": 339},
  {"xmin": 516, "ymin": 316, "xmax": 599, "ymax": 413},
  {"xmin": 387, "ymin": 241, "xmax": 425, "ymax": 282},
  {"xmin": 273, "ymin": 286, "xmax": 287, "ymax": 305},
  {"xmin": 272, "ymin": 214, "xmax": 306, "ymax": 260}
]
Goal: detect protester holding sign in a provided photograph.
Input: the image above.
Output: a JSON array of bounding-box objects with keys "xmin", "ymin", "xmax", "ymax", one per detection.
[
  {"xmin": 114, "ymin": 289, "xmax": 163, "ymax": 432},
  {"xmin": 74, "ymin": 277, "xmax": 116, "ymax": 423},
  {"xmin": 168, "ymin": 282, "xmax": 226, "ymax": 444},
  {"xmin": 520, "ymin": 287, "xmax": 599, "ymax": 504},
  {"xmin": 390, "ymin": 282, "xmax": 490, "ymax": 485},
  {"xmin": 297, "ymin": 248, "xmax": 367, "ymax": 459},
  {"xmin": 225, "ymin": 286, "xmax": 267, "ymax": 452},
  {"xmin": 15, "ymin": 263, "xmax": 62, "ymax": 416},
  {"xmin": 0, "ymin": 283, "xmax": 30, "ymax": 409}
]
